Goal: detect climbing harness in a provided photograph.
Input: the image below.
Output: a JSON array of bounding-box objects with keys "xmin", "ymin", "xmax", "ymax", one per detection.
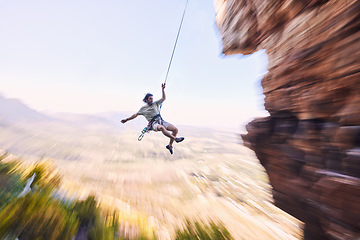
[
  {"xmin": 138, "ymin": 0, "xmax": 188, "ymax": 141},
  {"xmin": 138, "ymin": 114, "xmax": 163, "ymax": 141}
]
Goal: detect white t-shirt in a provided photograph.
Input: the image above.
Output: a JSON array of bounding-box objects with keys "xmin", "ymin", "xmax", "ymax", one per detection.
[{"xmin": 137, "ymin": 99, "xmax": 163, "ymax": 122}]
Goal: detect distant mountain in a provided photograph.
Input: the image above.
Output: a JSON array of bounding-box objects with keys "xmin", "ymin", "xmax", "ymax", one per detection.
[
  {"xmin": 94, "ymin": 111, "xmax": 147, "ymax": 128},
  {"xmin": 95, "ymin": 111, "xmax": 133, "ymax": 123},
  {"xmin": 50, "ymin": 112, "xmax": 115, "ymax": 125},
  {"xmin": 0, "ymin": 95, "xmax": 51, "ymax": 124},
  {"xmin": 0, "ymin": 95, "xmax": 147, "ymax": 130}
]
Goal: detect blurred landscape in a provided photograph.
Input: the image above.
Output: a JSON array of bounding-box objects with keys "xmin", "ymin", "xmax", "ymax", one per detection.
[{"xmin": 0, "ymin": 95, "xmax": 302, "ymax": 239}]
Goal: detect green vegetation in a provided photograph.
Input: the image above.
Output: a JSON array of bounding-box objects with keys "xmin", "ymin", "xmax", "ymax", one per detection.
[
  {"xmin": 73, "ymin": 197, "xmax": 120, "ymax": 240},
  {"xmin": 0, "ymin": 156, "xmax": 126, "ymax": 240},
  {"xmin": 0, "ymin": 189, "xmax": 79, "ymax": 240},
  {"xmin": 175, "ymin": 219, "xmax": 233, "ymax": 240},
  {"xmin": 0, "ymin": 154, "xmax": 233, "ymax": 240},
  {"xmin": 0, "ymin": 155, "xmax": 25, "ymax": 209},
  {"xmin": 0, "ymin": 155, "xmax": 78, "ymax": 240}
]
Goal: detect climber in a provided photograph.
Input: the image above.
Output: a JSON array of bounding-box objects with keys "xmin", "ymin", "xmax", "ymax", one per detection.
[{"xmin": 121, "ymin": 83, "xmax": 184, "ymax": 154}]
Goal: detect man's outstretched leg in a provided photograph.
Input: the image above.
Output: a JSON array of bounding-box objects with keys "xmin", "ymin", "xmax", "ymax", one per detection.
[
  {"xmin": 167, "ymin": 124, "xmax": 178, "ymax": 147},
  {"xmin": 158, "ymin": 124, "xmax": 184, "ymax": 154}
]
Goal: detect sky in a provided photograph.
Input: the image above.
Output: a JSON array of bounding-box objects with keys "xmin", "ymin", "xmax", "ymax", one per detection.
[{"xmin": 0, "ymin": 0, "xmax": 269, "ymax": 131}]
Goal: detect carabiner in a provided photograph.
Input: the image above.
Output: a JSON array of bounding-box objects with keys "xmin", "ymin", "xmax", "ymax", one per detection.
[{"xmin": 138, "ymin": 133, "xmax": 145, "ymax": 141}]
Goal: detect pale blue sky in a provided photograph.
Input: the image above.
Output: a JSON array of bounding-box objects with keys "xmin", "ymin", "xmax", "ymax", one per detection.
[{"xmin": 0, "ymin": 0, "xmax": 268, "ymax": 130}]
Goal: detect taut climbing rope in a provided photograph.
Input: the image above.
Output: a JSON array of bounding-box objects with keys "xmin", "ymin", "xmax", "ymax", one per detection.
[
  {"xmin": 163, "ymin": 0, "xmax": 189, "ymax": 85},
  {"xmin": 138, "ymin": 0, "xmax": 189, "ymax": 141}
]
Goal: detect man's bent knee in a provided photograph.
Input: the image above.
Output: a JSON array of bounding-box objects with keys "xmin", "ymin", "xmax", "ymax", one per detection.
[
  {"xmin": 157, "ymin": 125, "xmax": 165, "ymax": 131},
  {"xmin": 167, "ymin": 125, "xmax": 178, "ymax": 132},
  {"xmin": 173, "ymin": 128, "xmax": 178, "ymax": 134}
]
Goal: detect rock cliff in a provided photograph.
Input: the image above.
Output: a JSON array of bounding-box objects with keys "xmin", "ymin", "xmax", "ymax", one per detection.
[{"xmin": 215, "ymin": 0, "xmax": 360, "ymax": 239}]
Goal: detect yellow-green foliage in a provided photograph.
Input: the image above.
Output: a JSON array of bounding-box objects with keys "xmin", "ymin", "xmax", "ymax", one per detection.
[
  {"xmin": 87, "ymin": 212, "xmax": 120, "ymax": 240},
  {"xmin": 0, "ymin": 156, "xmax": 233, "ymax": 240},
  {"xmin": 74, "ymin": 195, "xmax": 99, "ymax": 227},
  {"xmin": 0, "ymin": 189, "xmax": 79, "ymax": 240},
  {"xmin": 175, "ymin": 219, "xmax": 234, "ymax": 240},
  {"xmin": 73, "ymin": 196, "xmax": 121, "ymax": 240},
  {"xmin": 27, "ymin": 160, "xmax": 62, "ymax": 189},
  {"xmin": 0, "ymin": 157, "xmax": 78, "ymax": 240},
  {"xmin": 0, "ymin": 158, "xmax": 128, "ymax": 240},
  {"xmin": 117, "ymin": 211, "xmax": 157, "ymax": 240},
  {"xmin": 0, "ymin": 161, "xmax": 25, "ymax": 208}
]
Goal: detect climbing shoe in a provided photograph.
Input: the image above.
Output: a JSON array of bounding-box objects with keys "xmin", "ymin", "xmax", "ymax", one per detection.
[
  {"xmin": 166, "ymin": 145, "xmax": 173, "ymax": 154},
  {"xmin": 175, "ymin": 137, "xmax": 185, "ymax": 143}
]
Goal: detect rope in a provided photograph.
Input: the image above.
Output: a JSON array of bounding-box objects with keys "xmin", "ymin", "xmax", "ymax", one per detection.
[
  {"xmin": 139, "ymin": 1, "xmax": 188, "ymax": 142},
  {"xmin": 163, "ymin": 0, "xmax": 189, "ymax": 84}
]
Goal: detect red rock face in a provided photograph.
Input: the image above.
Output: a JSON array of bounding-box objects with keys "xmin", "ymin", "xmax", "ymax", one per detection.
[{"xmin": 215, "ymin": 0, "xmax": 360, "ymax": 239}]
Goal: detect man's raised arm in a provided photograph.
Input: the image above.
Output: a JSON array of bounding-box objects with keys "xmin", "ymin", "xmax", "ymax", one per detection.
[{"xmin": 161, "ymin": 83, "xmax": 166, "ymax": 102}]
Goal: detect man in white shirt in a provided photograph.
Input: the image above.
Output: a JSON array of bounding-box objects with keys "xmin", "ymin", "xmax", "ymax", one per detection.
[{"xmin": 121, "ymin": 83, "xmax": 184, "ymax": 154}]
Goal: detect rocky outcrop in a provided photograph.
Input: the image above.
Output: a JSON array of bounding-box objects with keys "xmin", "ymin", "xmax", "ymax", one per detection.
[{"xmin": 215, "ymin": 0, "xmax": 360, "ymax": 239}]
